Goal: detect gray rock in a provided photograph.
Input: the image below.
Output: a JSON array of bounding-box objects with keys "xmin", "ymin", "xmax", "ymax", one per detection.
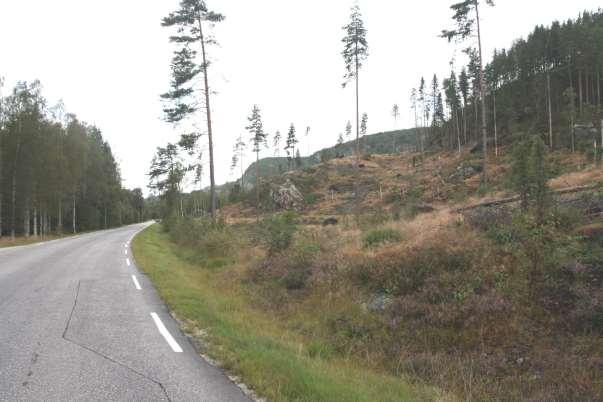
[
  {"xmin": 366, "ymin": 293, "xmax": 393, "ymax": 312},
  {"xmin": 270, "ymin": 179, "xmax": 304, "ymax": 210}
]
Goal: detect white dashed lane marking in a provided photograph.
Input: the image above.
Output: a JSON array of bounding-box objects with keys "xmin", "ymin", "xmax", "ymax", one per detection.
[
  {"xmin": 131, "ymin": 275, "xmax": 142, "ymax": 290},
  {"xmin": 150, "ymin": 313, "xmax": 183, "ymax": 353}
]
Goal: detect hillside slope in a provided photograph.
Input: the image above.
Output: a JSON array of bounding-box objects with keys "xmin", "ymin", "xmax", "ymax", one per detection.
[{"xmin": 239, "ymin": 128, "xmax": 418, "ymax": 185}]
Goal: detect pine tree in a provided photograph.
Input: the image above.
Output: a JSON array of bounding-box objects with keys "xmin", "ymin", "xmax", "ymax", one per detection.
[
  {"xmin": 419, "ymin": 77, "xmax": 430, "ymax": 145},
  {"xmin": 305, "ymin": 126, "xmax": 311, "ymax": 155},
  {"xmin": 442, "ymin": 0, "xmax": 495, "ymax": 183},
  {"xmin": 345, "ymin": 120, "xmax": 352, "ymax": 140},
  {"xmin": 273, "ymin": 130, "xmax": 281, "ymax": 157},
  {"xmin": 431, "ymin": 74, "xmax": 440, "ymax": 128},
  {"xmin": 360, "ymin": 112, "xmax": 368, "ymax": 154},
  {"xmin": 161, "ymin": 0, "xmax": 225, "ymax": 220},
  {"xmin": 410, "ymin": 88, "xmax": 422, "ymax": 153},
  {"xmin": 342, "ymin": 4, "xmax": 368, "ymax": 169},
  {"xmin": 458, "ymin": 67, "xmax": 470, "ymax": 144},
  {"xmin": 295, "ymin": 149, "xmax": 302, "ymax": 168},
  {"xmin": 245, "ymin": 105, "xmax": 266, "ymax": 209},
  {"xmin": 444, "ymin": 70, "xmax": 462, "ymax": 152},
  {"xmin": 231, "ymin": 132, "xmax": 246, "ymax": 188},
  {"xmin": 391, "ymin": 104, "xmax": 400, "ymax": 127},
  {"xmin": 285, "ymin": 124, "xmax": 298, "ymax": 170}
]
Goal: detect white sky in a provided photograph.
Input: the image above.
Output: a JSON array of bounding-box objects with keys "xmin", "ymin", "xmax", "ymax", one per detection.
[{"xmin": 1, "ymin": 0, "xmax": 600, "ymax": 192}]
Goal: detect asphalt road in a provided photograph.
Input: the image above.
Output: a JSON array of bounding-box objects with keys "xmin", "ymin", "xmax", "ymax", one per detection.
[{"xmin": 0, "ymin": 223, "xmax": 251, "ymax": 402}]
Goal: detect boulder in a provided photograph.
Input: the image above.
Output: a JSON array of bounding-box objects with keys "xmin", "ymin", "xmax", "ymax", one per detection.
[
  {"xmin": 270, "ymin": 179, "xmax": 304, "ymax": 210},
  {"xmin": 365, "ymin": 293, "xmax": 393, "ymax": 312}
]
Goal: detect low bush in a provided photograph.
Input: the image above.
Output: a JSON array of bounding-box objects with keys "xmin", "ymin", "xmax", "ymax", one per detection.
[
  {"xmin": 258, "ymin": 211, "xmax": 298, "ymax": 255},
  {"xmin": 362, "ymin": 228, "xmax": 402, "ymax": 248},
  {"xmin": 165, "ymin": 217, "xmax": 239, "ymax": 260}
]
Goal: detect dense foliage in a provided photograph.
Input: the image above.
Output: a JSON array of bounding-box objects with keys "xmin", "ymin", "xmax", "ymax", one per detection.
[
  {"xmin": 419, "ymin": 9, "xmax": 603, "ymax": 154},
  {"xmin": 0, "ymin": 80, "xmax": 144, "ymax": 237}
]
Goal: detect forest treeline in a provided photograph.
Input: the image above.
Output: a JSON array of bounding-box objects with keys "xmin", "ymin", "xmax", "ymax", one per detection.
[
  {"xmin": 417, "ymin": 9, "xmax": 603, "ymax": 157},
  {"xmin": 0, "ymin": 80, "xmax": 144, "ymax": 238}
]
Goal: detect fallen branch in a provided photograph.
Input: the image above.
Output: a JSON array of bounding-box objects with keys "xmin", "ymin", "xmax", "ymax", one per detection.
[{"xmin": 454, "ymin": 184, "xmax": 600, "ymax": 213}]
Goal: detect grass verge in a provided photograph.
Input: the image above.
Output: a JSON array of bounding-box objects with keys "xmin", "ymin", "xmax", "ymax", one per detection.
[
  {"xmin": 0, "ymin": 233, "xmax": 77, "ymax": 248},
  {"xmin": 132, "ymin": 224, "xmax": 434, "ymax": 402}
]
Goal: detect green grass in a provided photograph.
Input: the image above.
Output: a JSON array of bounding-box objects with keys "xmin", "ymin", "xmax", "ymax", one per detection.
[{"xmin": 133, "ymin": 224, "xmax": 432, "ymax": 402}]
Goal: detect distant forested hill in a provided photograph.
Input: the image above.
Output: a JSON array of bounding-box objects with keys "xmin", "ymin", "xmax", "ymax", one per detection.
[{"xmin": 240, "ymin": 128, "xmax": 418, "ymax": 185}]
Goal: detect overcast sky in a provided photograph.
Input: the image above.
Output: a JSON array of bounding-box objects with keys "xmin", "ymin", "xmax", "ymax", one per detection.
[{"xmin": 1, "ymin": 0, "xmax": 601, "ymax": 192}]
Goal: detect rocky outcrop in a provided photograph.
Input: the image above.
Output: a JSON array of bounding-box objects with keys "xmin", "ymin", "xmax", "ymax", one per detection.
[{"xmin": 270, "ymin": 179, "xmax": 304, "ymax": 210}]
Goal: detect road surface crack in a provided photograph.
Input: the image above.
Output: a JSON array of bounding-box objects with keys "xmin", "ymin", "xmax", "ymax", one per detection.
[{"xmin": 62, "ymin": 281, "xmax": 172, "ymax": 402}]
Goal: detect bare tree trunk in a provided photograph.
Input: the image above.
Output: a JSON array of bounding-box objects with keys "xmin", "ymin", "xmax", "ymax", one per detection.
[
  {"xmin": 10, "ymin": 164, "xmax": 16, "ymax": 239},
  {"xmin": 10, "ymin": 120, "xmax": 22, "ymax": 239},
  {"xmin": 475, "ymin": 1, "xmax": 488, "ymax": 183},
  {"xmin": 597, "ymin": 70, "xmax": 601, "ymax": 116},
  {"xmin": 33, "ymin": 204, "xmax": 37, "ymax": 237},
  {"xmin": 354, "ymin": 43, "xmax": 360, "ymax": 220},
  {"xmin": 57, "ymin": 199, "xmax": 62, "ymax": 235},
  {"xmin": 586, "ymin": 71, "xmax": 590, "ymax": 105},
  {"xmin": 255, "ymin": 149, "xmax": 260, "ymax": 217},
  {"xmin": 456, "ymin": 108, "xmax": 462, "ymax": 154},
  {"xmin": 578, "ymin": 69, "xmax": 583, "ymax": 116},
  {"xmin": 462, "ymin": 106, "xmax": 467, "ymax": 145},
  {"xmin": 24, "ymin": 201, "xmax": 30, "ymax": 238},
  {"xmin": 547, "ymin": 71, "xmax": 553, "ymax": 149},
  {"xmin": 197, "ymin": 16, "xmax": 217, "ymax": 221},
  {"xmin": 0, "ymin": 143, "xmax": 2, "ymax": 238},
  {"xmin": 493, "ymin": 89, "xmax": 498, "ymax": 157},
  {"xmin": 72, "ymin": 193, "xmax": 76, "ymax": 234}
]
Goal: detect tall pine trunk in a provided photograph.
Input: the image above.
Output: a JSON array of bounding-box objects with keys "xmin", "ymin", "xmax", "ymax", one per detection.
[
  {"xmin": 475, "ymin": 1, "xmax": 488, "ymax": 183},
  {"xmin": 23, "ymin": 201, "xmax": 30, "ymax": 238},
  {"xmin": 72, "ymin": 193, "xmax": 76, "ymax": 234},
  {"xmin": 57, "ymin": 199, "xmax": 62, "ymax": 235},
  {"xmin": 462, "ymin": 106, "xmax": 467, "ymax": 145},
  {"xmin": 455, "ymin": 108, "xmax": 462, "ymax": 154},
  {"xmin": 33, "ymin": 203, "xmax": 37, "ymax": 237},
  {"xmin": 493, "ymin": 90, "xmax": 498, "ymax": 157},
  {"xmin": 353, "ymin": 41, "xmax": 360, "ymax": 220},
  {"xmin": 547, "ymin": 71, "xmax": 553, "ymax": 149},
  {"xmin": 597, "ymin": 70, "xmax": 601, "ymax": 116},
  {"xmin": 0, "ymin": 138, "xmax": 2, "ymax": 238},
  {"xmin": 578, "ymin": 69, "xmax": 583, "ymax": 116},
  {"xmin": 197, "ymin": 16, "xmax": 217, "ymax": 221},
  {"xmin": 255, "ymin": 149, "xmax": 260, "ymax": 214}
]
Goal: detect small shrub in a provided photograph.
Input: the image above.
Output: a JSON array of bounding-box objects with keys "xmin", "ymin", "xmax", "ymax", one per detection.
[
  {"xmin": 363, "ymin": 228, "xmax": 402, "ymax": 248},
  {"xmin": 259, "ymin": 211, "xmax": 298, "ymax": 255},
  {"xmin": 305, "ymin": 192, "xmax": 323, "ymax": 205}
]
